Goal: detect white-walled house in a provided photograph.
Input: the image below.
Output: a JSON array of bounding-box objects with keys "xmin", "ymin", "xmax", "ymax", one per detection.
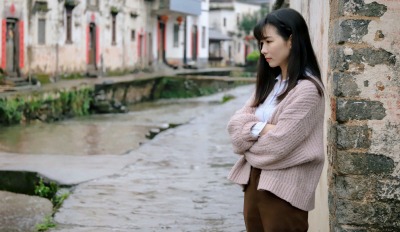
[
  {"xmin": 0, "ymin": 0, "xmax": 157, "ymax": 77},
  {"xmin": 209, "ymin": 0, "xmax": 261, "ymax": 65},
  {"xmin": 0, "ymin": 0, "xmax": 208, "ymax": 79},
  {"xmin": 150, "ymin": 0, "xmax": 209, "ymax": 69}
]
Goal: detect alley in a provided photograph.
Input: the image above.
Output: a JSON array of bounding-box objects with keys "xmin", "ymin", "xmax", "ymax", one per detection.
[{"xmin": 48, "ymin": 85, "xmax": 254, "ymax": 231}]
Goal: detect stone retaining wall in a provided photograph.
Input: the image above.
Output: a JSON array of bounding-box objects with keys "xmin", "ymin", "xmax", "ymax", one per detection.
[{"xmin": 0, "ymin": 76, "xmax": 250, "ymax": 126}]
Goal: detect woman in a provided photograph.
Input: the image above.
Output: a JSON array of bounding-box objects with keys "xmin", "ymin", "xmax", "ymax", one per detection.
[{"xmin": 227, "ymin": 8, "xmax": 325, "ymax": 232}]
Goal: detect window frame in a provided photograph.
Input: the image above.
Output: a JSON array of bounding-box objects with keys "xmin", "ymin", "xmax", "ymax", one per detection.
[
  {"xmin": 65, "ymin": 7, "xmax": 73, "ymax": 43},
  {"xmin": 201, "ymin": 26, "xmax": 206, "ymax": 49},
  {"xmin": 111, "ymin": 13, "xmax": 117, "ymax": 45},
  {"xmin": 38, "ymin": 18, "xmax": 46, "ymax": 45},
  {"xmin": 173, "ymin": 23, "xmax": 179, "ymax": 47}
]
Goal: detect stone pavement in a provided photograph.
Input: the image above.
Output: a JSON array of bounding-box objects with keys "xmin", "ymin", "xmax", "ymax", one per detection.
[
  {"xmin": 45, "ymin": 85, "xmax": 254, "ymax": 231},
  {"xmin": 47, "ymin": 85, "xmax": 253, "ymax": 232}
]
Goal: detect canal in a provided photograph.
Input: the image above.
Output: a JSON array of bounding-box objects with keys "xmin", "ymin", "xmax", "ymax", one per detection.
[{"xmin": 0, "ymin": 98, "xmax": 220, "ymax": 156}]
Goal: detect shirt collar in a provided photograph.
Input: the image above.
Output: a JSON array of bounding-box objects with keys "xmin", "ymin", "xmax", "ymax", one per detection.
[{"xmin": 275, "ymin": 74, "xmax": 288, "ymax": 82}]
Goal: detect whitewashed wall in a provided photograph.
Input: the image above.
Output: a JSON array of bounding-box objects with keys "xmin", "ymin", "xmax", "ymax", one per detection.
[{"xmin": 289, "ymin": 1, "xmax": 330, "ymax": 231}]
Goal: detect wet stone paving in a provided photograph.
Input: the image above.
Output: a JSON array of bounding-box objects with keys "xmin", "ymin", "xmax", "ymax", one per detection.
[{"xmin": 49, "ymin": 85, "xmax": 254, "ymax": 231}]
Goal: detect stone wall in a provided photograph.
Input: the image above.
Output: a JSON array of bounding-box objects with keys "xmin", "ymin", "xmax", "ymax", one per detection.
[
  {"xmin": 329, "ymin": 0, "xmax": 400, "ymax": 231},
  {"xmin": 0, "ymin": 76, "xmax": 249, "ymax": 126}
]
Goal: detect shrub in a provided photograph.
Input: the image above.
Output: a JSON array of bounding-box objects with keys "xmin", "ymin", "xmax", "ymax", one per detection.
[{"xmin": 246, "ymin": 50, "xmax": 260, "ymax": 63}]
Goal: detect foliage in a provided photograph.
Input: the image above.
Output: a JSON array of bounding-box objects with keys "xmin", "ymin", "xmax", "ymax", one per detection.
[
  {"xmin": 65, "ymin": 0, "xmax": 79, "ymax": 7},
  {"xmin": 272, "ymin": 0, "xmax": 289, "ymax": 10},
  {"xmin": 222, "ymin": 94, "xmax": 235, "ymax": 103},
  {"xmin": 34, "ymin": 178, "xmax": 58, "ymax": 199},
  {"xmin": 34, "ymin": 178, "xmax": 70, "ymax": 211},
  {"xmin": 53, "ymin": 192, "xmax": 70, "ymax": 210},
  {"xmin": 61, "ymin": 73, "xmax": 84, "ymax": 80},
  {"xmin": 238, "ymin": 6, "xmax": 270, "ymax": 36},
  {"xmin": 238, "ymin": 12, "xmax": 260, "ymax": 35},
  {"xmin": 35, "ymin": 216, "xmax": 56, "ymax": 232},
  {"xmin": 230, "ymin": 71, "xmax": 254, "ymax": 78},
  {"xmin": 246, "ymin": 50, "xmax": 260, "ymax": 62},
  {"xmin": 152, "ymin": 77, "xmax": 232, "ymax": 99},
  {"xmin": 36, "ymin": 73, "xmax": 51, "ymax": 85},
  {"xmin": 0, "ymin": 99, "xmax": 24, "ymax": 125},
  {"xmin": 34, "ymin": 179, "xmax": 71, "ymax": 231},
  {"xmin": 106, "ymin": 68, "xmax": 130, "ymax": 77},
  {"xmin": 110, "ymin": 6, "xmax": 119, "ymax": 14}
]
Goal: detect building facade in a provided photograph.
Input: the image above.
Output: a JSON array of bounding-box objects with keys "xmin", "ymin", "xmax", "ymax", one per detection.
[
  {"xmin": 0, "ymin": 0, "xmax": 208, "ymax": 78},
  {"xmin": 152, "ymin": 0, "xmax": 209, "ymax": 68},
  {"xmin": 209, "ymin": 0, "xmax": 260, "ymax": 66}
]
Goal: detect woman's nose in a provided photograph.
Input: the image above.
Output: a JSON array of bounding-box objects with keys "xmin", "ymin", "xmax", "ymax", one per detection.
[{"xmin": 260, "ymin": 43, "xmax": 267, "ymax": 55}]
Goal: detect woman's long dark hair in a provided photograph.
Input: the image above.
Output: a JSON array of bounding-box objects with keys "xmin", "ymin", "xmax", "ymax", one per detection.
[{"xmin": 252, "ymin": 8, "xmax": 323, "ymax": 107}]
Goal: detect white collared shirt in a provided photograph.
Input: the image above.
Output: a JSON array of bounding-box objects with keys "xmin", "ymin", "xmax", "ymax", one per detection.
[{"xmin": 251, "ymin": 74, "xmax": 287, "ymax": 137}]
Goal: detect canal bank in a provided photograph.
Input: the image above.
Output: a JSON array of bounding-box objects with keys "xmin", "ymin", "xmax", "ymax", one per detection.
[
  {"xmin": 0, "ymin": 67, "xmax": 254, "ymax": 126},
  {"xmin": 0, "ymin": 84, "xmax": 255, "ymax": 232}
]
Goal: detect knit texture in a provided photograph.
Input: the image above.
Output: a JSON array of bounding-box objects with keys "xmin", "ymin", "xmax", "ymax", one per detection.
[{"xmin": 227, "ymin": 79, "xmax": 325, "ymax": 211}]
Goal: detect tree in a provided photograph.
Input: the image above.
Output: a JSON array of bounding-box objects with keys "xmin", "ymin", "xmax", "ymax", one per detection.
[
  {"xmin": 273, "ymin": 0, "xmax": 289, "ymax": 10},
  {"xmin": 238, "ymin": 6, "xmax": 270, "ymax": 36},
  {"xmin": 238, "ymin": 13, "xmax": 259, "ymax": 36}
]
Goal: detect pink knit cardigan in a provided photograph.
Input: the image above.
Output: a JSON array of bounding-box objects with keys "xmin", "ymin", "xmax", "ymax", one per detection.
[{"xmin": 227, "ymin": 79, "xmax": 325, "ymax": 211}]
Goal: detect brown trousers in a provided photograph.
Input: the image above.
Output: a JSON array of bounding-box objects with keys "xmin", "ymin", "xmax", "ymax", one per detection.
[{"xmin": 243, "ymin": 168, "xmax": 309, "ymax": 232}]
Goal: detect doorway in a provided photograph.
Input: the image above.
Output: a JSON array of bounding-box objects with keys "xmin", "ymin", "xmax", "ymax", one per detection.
[
  {"xmin": 148, "ymin": 32, "xmax": 153, "ymax": 66},
  {"xmin": 192, "ymin": 25, "xmax": 198, "ymax": 61},
  {"xmin": 5, "ymin": 19, "xmax": 19, "ymax": 76},
  {"xmin": 158, "ymin": 22, "xmax": 166, "ymax": 62},
  {"xmin": 88, "ymin": 23, "xmax": 97, "ymax": 69}
]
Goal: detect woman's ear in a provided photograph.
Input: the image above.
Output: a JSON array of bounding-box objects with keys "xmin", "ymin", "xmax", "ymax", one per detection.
[{"xmin": 289, "ymin": 35, "xmax": 292, "ymax": 49}]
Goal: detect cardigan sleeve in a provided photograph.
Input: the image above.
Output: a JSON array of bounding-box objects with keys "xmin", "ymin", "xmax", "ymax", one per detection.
[
  {"xmin": 227, "ymin": 94, "xmax": 259, "ymax": 154},
  {"xmin": 245, "ymin": 81, "xmax": 324, "ymax": 169}
]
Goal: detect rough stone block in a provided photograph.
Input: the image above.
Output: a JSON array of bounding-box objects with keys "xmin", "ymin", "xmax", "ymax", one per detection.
[
  {"xmin": 336, "ymin": 151, "xmax": 395, "ymax": 175},
  {"xmin": 331, "ymin": 48, "xmax": 396, "ymax": 73},
  {"xmin": 377, "ymin": 178, "xmax": 400, "ymax": 201},
  {"xmin": 333, "ymin": 72, "xmax": 361, "ymax": 97},
  {"xmin": 340, "ymin": 0, "xmax": 387, "ymax": 17},
  {"xmin": 113, "ymin": 87, "xmax": 126, "ymax": 102},
  {"xmin": 337, "ymin": 124, "xmax": 370, "ymax": 149},
  {"xmin": 331, "ymin": 47, "xmax": 351, "ymax": 72},
  {"xmin": 0, "ymin": 191, "xmax": 53, "ymax": 232},
  {"xmin": 336, "ymin": 199, "xmax": 391, "ymax": 225},
  {"xmin": 336, "ymin": 99, "xmax": 386, "ymax": 122},
  {"xmin": 335, "ymin": 175, "xmax": 375, "ymax": 200},
  {"xmin": 334, "ymin": 225, "xmax": 368, "ymax": 232},
  {"xmin": 336, "ymin": 19, "xmax": 371, "ymax": 44},
  {"xmin": 351, "ymin": 48, "xmax": 397, "ymax": 67}
]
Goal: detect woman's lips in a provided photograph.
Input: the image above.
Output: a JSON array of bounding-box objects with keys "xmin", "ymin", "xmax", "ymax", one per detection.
[{"xmin": 266, "ymin": 58, "xmax": 272, "ymax": 62}]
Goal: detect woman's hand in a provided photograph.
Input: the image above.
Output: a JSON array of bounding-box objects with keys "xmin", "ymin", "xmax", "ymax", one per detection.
[{"xmin": 260, "ymin": 124, "xmax": 276, "ymax": 136}]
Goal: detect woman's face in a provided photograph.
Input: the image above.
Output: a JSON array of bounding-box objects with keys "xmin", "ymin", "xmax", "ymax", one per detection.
[{"xmin": 260, "ymin": 24, "xmax": 291, "ymax": 70}]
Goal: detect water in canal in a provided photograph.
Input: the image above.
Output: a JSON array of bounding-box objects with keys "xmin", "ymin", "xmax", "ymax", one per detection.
[{"xmin": 0, "ymin": 98, "xmax": 220, "ymax": 156}]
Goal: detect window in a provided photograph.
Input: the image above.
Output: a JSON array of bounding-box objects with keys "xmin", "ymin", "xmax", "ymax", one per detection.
[
  {"xmin": 238, "ymin": 42, "xmax": 241, "ymax": 53},
  {"xmin": 173, "ymin": 24, "xmax": 179, "ymax": 47},
  {"xmin": 38, "ymin": 19, "xmax": 46, "ymax": 44},
  {"xmin": 112, "ymin": 14, "xmax": 117, "ymax": 45},
  {"xmin": 131, "ymin": 30, "xmax": 136, "ymax": 41},
  {"xmin": 237, "ymin": 14, "xmax": 240, "ymax": 24},
  {"xmin": 66, "ymin": 8, "xmax": 73, "ymax": 43},
  {"xmin": 223, "ymin": 18, "xmax": 226, "ymax": 27},
  {"xmin": 201, "ymin": 26, "xmax": 206, "ymax": 48}
]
